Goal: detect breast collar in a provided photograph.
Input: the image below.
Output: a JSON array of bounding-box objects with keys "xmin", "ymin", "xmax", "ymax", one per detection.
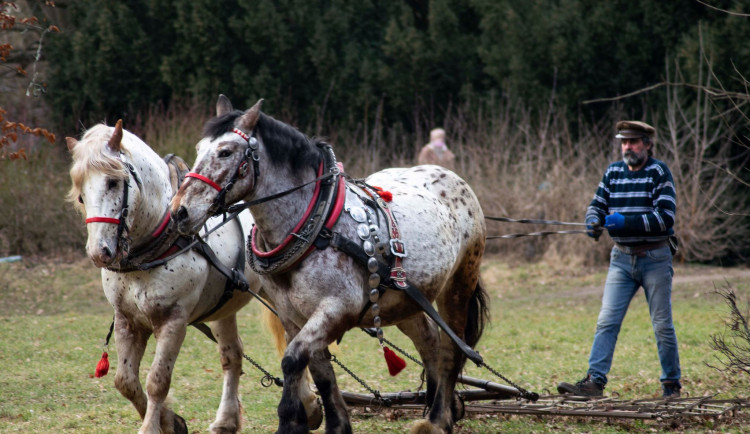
[{"xmin": 248, "ymin": 144, "xmax": 345, "ymax": 275}]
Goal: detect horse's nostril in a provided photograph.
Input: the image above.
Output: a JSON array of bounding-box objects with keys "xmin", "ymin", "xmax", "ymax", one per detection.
[
  {"xmin": 175, "ymin": 206, "xmax": 188, "ymax": 222},
  {"xmin": 102, "ymin": 245, "xmax": 112, "ymax": 260}
]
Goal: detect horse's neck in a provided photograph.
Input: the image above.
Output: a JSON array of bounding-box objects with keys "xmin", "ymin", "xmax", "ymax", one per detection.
[
  {"xmin": 128, "ymin": 150, "xmax": 172, "ymax": 242},
  {"xmin": 248, "ymin": 166, "xmax": 317, "ymax": 248}
]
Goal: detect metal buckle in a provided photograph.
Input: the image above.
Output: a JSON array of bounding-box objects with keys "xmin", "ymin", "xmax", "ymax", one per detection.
[{"xmin": 389, "ymin": 239, "xmax": 407, "ymax": 258}]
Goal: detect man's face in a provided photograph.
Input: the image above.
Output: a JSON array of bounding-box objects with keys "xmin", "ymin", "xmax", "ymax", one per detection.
[{"xmin": 621, "ymin": 137, "xmax": 649, "ymax": 169}]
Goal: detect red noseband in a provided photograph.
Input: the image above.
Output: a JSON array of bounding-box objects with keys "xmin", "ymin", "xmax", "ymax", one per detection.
[
  {"xmin": 185, "ymin": 172, "xmax": 222, "ymax": 192},
  {"xmin": 85, "ymin": 217, "xmax": 121, "ymax": 224}
]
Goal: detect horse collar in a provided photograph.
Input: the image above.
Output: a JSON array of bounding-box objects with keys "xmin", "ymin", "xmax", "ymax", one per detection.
[{"xmin": 248, "ymin": 145, "xmax": 344, "ymax": 275}]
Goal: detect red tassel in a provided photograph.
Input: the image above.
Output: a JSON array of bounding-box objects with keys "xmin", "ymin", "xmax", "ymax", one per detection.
[
  {"xmin": 383, "ymin": 347, "xmax": 406, "ymax": 376},
  {"xmin": 370, "ymin": 185, "xmax": 393, "ymax": 202},
  {"xmin": 95, "ymin": 351, "xmax": 110, "ymax": 377}
]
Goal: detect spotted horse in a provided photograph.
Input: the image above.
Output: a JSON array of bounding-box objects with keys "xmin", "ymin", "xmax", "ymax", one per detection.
[
  {"xmin": 171, "ymin": 96, "xmax": 489, "ymax": 434},
  {"xmin": 67, "ymin": 121, "xmax": 321, "ymax": 434}
]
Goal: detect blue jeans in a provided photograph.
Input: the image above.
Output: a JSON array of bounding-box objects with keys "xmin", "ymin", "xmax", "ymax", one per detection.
[{"xmin": 587, "ymin": 245, "xmax": 681, "ymax": 385}]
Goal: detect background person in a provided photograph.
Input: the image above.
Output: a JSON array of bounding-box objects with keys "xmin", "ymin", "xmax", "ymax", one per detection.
[
  {"xmin": 557, "ymin": 120, "xmax": 682, "ymax": 398},
  {"xmin": 417, "ymin": 127, "xmax": 455, "ymax": 170}
]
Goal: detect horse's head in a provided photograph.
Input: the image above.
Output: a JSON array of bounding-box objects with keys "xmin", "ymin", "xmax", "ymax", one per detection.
[
  {"xmin": 68, "ymin": 120, "xmax": 143, "ymax": 267},
  {"xmin": 170, "ymin": 95, "xmax": 264, "ymax": 235}
]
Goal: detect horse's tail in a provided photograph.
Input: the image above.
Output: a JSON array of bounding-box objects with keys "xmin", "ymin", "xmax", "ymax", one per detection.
[
  {"xmin": 263, "ymin": 307, "xmax": 287, "ymax": 357},
  {"xmin": 465, "ymin": 278, "xmax": 490, "ymax": 349}
]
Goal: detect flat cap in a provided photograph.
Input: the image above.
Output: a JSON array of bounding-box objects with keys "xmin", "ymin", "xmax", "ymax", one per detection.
[{"xmin": 615, "ymin": 120, "xmax": 655, "ymax": 139}]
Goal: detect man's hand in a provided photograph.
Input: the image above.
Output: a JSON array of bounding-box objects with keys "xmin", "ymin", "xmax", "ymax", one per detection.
[
  {"xmin": 604, "ymin": 213, "xmax": 625, "ymax": 230},
  {"xmin": 586, "ymin": 217, "xmax": 603, "ymax": 241}
]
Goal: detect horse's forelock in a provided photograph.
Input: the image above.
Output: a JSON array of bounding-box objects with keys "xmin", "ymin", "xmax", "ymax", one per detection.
[
  {"xmin": 203, "ymin": 110, "xmax": 244, "ymax": 140},
  {"xmin": 67, "ymin": 124, "xmax": 129, "ymax": 210}
]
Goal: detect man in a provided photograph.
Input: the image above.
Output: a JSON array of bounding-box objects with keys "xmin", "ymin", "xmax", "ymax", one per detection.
[
  {"xmin": 417, "ymin": 127, "xmax": 455, "ymax": 170},
  {"xmin": 557, "ymin": 120, "xmax": 682, "ymax": 398}
]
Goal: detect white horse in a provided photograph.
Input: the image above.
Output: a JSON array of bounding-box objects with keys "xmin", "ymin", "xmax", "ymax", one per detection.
[
  {"xmin": 170, "ymin": 97, "xmax": 489, "ymax": 434},
  {"xmin": 67, "ymin": 121, "xmax": 321, "ymax": 434}
]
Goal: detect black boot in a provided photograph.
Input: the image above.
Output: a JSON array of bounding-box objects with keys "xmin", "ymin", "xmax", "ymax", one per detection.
[
  {"xmin": 557, "ymin": 374, "xmax": 604, "ymax": 397},
  {"xmin": 662, "ymin": 381, "xmax": 681, "ymax": 398}
]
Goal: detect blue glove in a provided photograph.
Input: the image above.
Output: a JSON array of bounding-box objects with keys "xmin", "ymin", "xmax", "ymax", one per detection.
[
  {"xmin": 585, "ymin": 217, "xmax": 603, "ymax": 240},
  {"xmin": 604, "ymin": 213, "xmax": 625, "ymax": 230}
]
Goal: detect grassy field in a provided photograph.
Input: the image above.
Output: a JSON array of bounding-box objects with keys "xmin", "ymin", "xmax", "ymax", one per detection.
[{"xmin": 1, "ymin": 254, "xmax": 749, "ymax": 433}]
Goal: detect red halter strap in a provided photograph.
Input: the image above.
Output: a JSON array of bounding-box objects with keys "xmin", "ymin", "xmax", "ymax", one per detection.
[
  {"xmin": 85, "ymin": 216, "xmax": 121, "ymax": 225},
  {"xmin": 184, "ymin": 172, "xmax": 222, "ymax": 192}
]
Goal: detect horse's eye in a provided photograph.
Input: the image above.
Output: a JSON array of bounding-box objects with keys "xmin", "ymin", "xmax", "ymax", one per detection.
[
  {"xmin": 78, "ymin": 195, "xmax": 83, "ymax": 204},
  {"xmin": 218, "ymin": 149, "xmax": 232, "ymax": 158},
  {"xmin": 107, "ymin": 179, "xmax": 118, "ymax": 190}
]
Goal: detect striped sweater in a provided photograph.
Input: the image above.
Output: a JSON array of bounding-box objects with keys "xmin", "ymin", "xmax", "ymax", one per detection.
[{"xmin": 586, "ymin": 157, "xmax": 676, "ymax": 246}]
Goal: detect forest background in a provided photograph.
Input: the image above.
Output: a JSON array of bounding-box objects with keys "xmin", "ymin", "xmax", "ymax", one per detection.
[{"xmin": 1, "ymin": 0, "xmax": 749, "ymax": 265}]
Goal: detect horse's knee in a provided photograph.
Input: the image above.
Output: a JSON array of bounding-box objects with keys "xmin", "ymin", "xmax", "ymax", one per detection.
[
  {"xmin": 114, "ymin": 372, "xmax": 140, "ymax": 401},
  {"xmin": 281, "ymin": 353, "xmax": 309, "ymax": 376}
]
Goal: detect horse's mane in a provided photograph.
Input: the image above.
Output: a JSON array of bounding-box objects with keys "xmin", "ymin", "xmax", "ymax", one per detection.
[
  {"xmin": 67, "ymin": 124, "xmax": 129, "ymax": 213},
  {"xmin": 203, "ymin": 111, "xmax": 325, "ymax": 173}
]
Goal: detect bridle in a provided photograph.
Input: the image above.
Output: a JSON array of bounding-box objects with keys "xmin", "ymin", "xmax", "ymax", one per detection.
[
  {"xmin": 84, "ymin": 152, "xmax": 142, "ymax": 257},
  {"xmin": 184, "ymin": 128, "xmax": 260, "ymax": 216},
  {"xmin": 184, "ymin": 127, "xmax": 338, "ymax": 217}
]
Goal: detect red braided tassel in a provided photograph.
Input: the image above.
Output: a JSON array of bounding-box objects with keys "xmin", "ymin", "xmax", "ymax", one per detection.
[
  {"xmin": 370, "ymin": 185, "xmax": 393, "ymax": 202},
  {"xmin": 383, "ymin": 347, "xmax": 406, "ymax": 376},
  {"xmin": 95, "ymin": 351, "xmax": 110, "ymax": 377}
]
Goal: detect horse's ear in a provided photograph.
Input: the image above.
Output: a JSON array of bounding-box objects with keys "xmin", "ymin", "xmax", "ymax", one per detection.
[
  {"xmin": 66, "ymin": 137, "xmax": 78, "ymax": 152},
  {"xmin": 216, "ymin": 94, "xmax": 233, "ymax": 116},
  {"xmin": 107, "ymin": 119, "xmax": 124, "ymax": 153},
  {"xmin": 239, "ymin": 99, "xmax": 263, "ymax": 131}
]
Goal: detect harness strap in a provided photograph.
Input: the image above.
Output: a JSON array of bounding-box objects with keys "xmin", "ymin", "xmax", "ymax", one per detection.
[
  {"xmin": 190, "ymin": 230, "xmax": 249, "ymax": 325},
  {"xmin": 325, "ymin": 230, "xmax": 484, "ymax": 366}
]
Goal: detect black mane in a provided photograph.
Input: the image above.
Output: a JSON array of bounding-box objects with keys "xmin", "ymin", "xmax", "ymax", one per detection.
[{"xmin": 203, "ymin": 110, "xmax": 324, "ymax": 173}]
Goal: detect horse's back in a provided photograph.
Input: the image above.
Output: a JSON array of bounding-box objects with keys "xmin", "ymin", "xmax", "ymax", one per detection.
[
  {"xmin": 364, "ymin": 165, "xmax": 485, "ymax": 281},
  {"xmin": 365, "ymin": 165, "xmax": 484, "ymax": 230}
]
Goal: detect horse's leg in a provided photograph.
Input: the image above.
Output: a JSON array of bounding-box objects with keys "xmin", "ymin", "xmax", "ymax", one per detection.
[
  {"xmin": 208, "ymin": 315, "xmax": 243, "ymax": 433},
  {"xmin": 414, "ymin": 273, "xmax": 487, "ymax": 433},
  {"xmin": 263, "ymin": 308, "xmax": 323, "ymax": 430},
  {"xmin": 112, "ymin": 311, "xmax": 150, "ymax": 420},
  {"xmin": 396, "ymin": 313, "xmax": 441, "ymax": 407},
  {"xmin": 140, "ymin": 315, "xmax": 189, "ymax": 434},
  {"xmin": 278, "ymin": 313, "xmax": 352, "ymax": 434},
  {"xmin": 306, "ymin": 349, "xmax": 351, "ymax": 434}
]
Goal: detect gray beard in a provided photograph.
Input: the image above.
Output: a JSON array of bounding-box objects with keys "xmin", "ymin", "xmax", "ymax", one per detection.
[{"xmin": 623, "ymin": 151, "xmax": 646, "ymax": 167}]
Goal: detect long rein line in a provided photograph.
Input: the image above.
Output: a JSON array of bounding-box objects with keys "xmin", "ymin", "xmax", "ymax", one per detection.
[
  {"xmin": 484, "ymin": 215, "xmax": 588, "ymax": 239},
  {"xmin": 223, "ymin": 170, "xmax": 337, "ymax": 215}
]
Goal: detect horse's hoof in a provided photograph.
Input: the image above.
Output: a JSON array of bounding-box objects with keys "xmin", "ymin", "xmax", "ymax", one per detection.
[
  {"xmin": 173, "ymin": 414, "xmax": 188, "ymax": 434},
  {"xmin": 410, "ymin": 419, "xmax": 446, "ymax": 434},
  {"xmin": 306, "ymin": 397, "xmax": 323, "ymax": 430},
  {"xmin": 451, "ymin": 392, "xmax": 465, "ymax": 422}
]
